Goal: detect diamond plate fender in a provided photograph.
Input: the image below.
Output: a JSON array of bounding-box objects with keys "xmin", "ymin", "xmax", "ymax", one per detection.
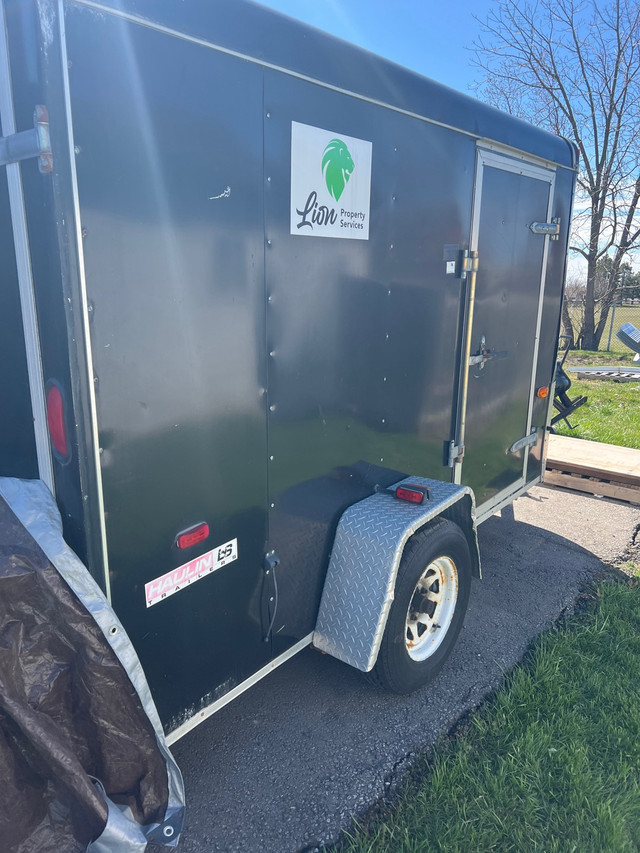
[{"xmin": 312, "ymin": 477, "xmax": 479, "ymax": 672}]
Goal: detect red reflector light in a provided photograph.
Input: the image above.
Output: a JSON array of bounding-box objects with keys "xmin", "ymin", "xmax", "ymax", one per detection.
[
  {"xmin": 536, "ymin": 386, "xmax": 550, "ymax": 399},
  {"xmin": 176, "ymin": 523, "xmax": 210, "ymax": 549},
  {"xmin": 46, "ymin": 383, "xmax": 69, "ymax": 460},
  {"xmin": 395, "ymin": 485, "xmax": 429, "ymax": 505}
]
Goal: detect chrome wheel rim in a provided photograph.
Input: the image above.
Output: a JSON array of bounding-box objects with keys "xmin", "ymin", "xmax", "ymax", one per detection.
[{"xmin": 405, "ymin": 556, "xmax": 458, "ymax": 661}]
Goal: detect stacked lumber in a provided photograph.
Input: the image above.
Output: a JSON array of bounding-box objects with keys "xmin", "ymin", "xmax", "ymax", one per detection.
[{"xmin": 545, "ymin": 434, "xmax": 640, "ymax": 505}]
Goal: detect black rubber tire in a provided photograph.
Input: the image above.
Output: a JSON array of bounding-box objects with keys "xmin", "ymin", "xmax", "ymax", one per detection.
[{"xmin": 372, "ymin": 518, "xmax": 472, "ymax": 694}]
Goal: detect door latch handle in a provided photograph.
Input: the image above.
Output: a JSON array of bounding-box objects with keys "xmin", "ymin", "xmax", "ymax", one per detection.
[
  {"xmin": 530, "ymin": 218, "xmax": 560, "ymax": 240},
  {"xmin": 468, "ymin": 336, "xmax": 509, "ymax": 369}
]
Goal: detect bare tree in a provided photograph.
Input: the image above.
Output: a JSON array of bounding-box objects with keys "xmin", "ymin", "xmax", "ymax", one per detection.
[
  {"xmin": 473, "ymin": 0, "xmax": 640, "ymax": 350},
  {"xmin": 561, "ymin": 272, "xmax": 586, "ymax": 347}
]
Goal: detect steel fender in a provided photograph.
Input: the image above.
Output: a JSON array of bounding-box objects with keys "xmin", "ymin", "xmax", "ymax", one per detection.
[{"xmin": 313, "ymin": 477, "xmax": 479, "ymax": 673}]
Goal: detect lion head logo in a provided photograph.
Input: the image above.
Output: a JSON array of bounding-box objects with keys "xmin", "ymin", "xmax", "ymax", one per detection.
[{"xmin": 322, "ymin": 138, "xmax": 355, "ymax": 202}]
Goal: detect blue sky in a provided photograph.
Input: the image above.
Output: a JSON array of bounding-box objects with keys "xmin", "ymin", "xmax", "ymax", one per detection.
[{"xmin": 254, "ymin": 0, "xmax": 497, "ymax": 94}]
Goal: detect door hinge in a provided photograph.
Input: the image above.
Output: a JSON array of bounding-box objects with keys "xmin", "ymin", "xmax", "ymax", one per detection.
[
  {"xmin": 509, "ymin": 428, "xmax": 539, "ymax": 454},
  {"xmin": 460, "ymin": 249, "xmax": 479, "ymax": 280},
  {"xmin": 447, "ymin": 440, "xmax": 464, "ymax": 467},
  {"xmin": 0, "ymin": 105, "xmax": 52, "ymax": 173}
]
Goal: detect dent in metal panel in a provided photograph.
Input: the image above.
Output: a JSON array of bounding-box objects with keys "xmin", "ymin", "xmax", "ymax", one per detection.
[{"xmin": 313, "ymin": 476, "xmax": 477, "ymax": 672}]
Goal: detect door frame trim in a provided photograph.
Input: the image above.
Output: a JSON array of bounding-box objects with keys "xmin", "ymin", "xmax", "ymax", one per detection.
[
  {"xmin": 57, "ymin": 0, "xmax": 112, "ymax": 600},
  {"xmin": 455, "ymin": 146, "xmax": 556, "ymax": 512},
  {"xmin": 470, "ymin": 146, "xmax": 556, "ymax": 250},
  {"xmin": 0, "ymin": 4, "xmax": 54, "ymax": 491}
]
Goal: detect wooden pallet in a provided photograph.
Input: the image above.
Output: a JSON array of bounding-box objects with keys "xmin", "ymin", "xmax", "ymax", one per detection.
[
  {"xmin": 545, "ymin": 434, "xmax": 640, "ymax": 505},
  {"xmin": 576, "ymin": 370, "xmax": 640, "ymax": 382}
]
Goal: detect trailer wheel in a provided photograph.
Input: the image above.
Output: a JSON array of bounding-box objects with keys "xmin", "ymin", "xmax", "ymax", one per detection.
[{"xmin": 372, "ymin": 518, "xmax": 471, "ymax": 694}]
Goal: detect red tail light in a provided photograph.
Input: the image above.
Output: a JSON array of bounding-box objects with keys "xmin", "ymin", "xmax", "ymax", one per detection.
[
  {"xmin": 46, "ymin": 383, "xmax": 69, "ymax": 461},
  {"xmin": 176, "ymin": 523, "xmax": 210, "ymax": 549},
  {"xmin": 394, "ymin": 485, "xmax": 430, "ymax": 504}
]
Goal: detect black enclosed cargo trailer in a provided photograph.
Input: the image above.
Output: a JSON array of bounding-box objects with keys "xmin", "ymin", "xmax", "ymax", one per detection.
[{"xmin": 0, "ymin": 0, "xmax": 577, "ymax": 848}]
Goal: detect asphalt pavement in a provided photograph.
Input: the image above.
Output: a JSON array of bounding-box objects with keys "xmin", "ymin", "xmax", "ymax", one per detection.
[{"xmin": 164, "ymin": 485, "xmax": 639, "ymax": 853}]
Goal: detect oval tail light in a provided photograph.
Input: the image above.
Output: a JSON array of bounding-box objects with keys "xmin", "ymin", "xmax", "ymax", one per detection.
[
  {"xmin": 46, "ymin": 382, "xmax": 70, "ymax": 462},
  {"xmin": 176, "ymin": 522, "xmax": 210, "ymax": 550}
]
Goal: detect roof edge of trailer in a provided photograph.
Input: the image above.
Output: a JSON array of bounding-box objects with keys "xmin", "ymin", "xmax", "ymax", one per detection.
[{"xmin": 61, "ymin": 0, "xmax": 576, "ymax": 171}]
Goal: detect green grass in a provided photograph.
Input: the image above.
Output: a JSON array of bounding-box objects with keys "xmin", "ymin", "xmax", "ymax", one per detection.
[
  {"xmin": 554, "ymin": 379, "xmax": 640, "ymax": 448},
  {"xmin": 338, "ymin": 579, "xmax": 640, "ymax": 853},
  {"xmin": 564, "ymin": 349, "xmax": 636, "ymax": 367}
]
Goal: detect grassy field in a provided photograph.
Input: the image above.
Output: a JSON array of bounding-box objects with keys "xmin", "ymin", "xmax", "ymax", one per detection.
[
  {"xmin": 564, "ymin": 348, "xmax": 636, "ymax": 366},
  {"xmin": 338, "ymin": 577, "xmax": 640, "ymax": 853},
  {"xmin": 554, "ymin": 378, "xmax": 640, "ymax": 448},
  {"xmin": 552, "ymin": 346, "xmax": 639, "ymax": 447}
]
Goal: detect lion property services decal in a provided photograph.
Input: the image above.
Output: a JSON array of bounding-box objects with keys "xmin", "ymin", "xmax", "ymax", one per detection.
[
  {"xmin": 145, "ymin": 539, "xmax": 238, "ymax": 607},
  {"xmin": 290, "ymin": 121, "xmax": 372, "ymax": 240}
]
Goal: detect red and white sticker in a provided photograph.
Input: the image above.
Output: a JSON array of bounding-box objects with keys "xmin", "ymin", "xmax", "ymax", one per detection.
[{"xmin": 145, "ymin": 538, "xmax": 238, "ymax": 608}]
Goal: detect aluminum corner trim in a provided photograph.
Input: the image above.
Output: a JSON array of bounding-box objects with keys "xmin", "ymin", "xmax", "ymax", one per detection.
[
  {"xmin": 0, "ymin": 7, "xmax": 54, "ymax": 492},
  {"xmin": 313, "ymin": 477, "xmax": 476, "ymax": 673}
]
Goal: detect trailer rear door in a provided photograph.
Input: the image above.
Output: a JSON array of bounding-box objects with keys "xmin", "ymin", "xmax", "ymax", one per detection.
[
  {"xmin": 460, "ymin": 148, "xmax": 555, "ymax": 509},
  {"xmin": 64, "ymin": 4, "xmax": 271, "ymax": 730}
]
